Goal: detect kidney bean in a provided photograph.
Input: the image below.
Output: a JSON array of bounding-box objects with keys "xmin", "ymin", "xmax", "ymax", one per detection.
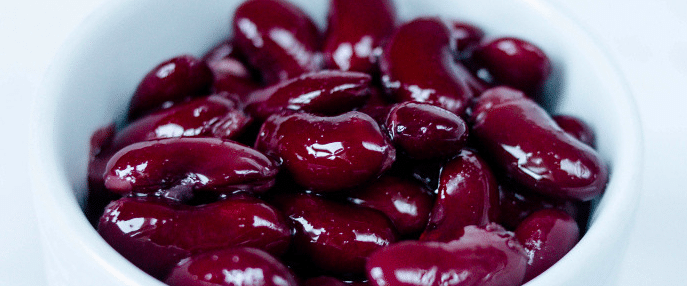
[
  {"xmin": 515, "ymin": 209, "xmax": 580, "ymax": 282},
  {"xmin": 384, "ymin": 102, "xmax": 469, "ymax": 160},
  {"xmin": 232, "ymin": 0, "xmax": 321, "ymax": 84},
  {"xmin": 276, "ymin": 193, "xmax": 397, "ymax": 275},
  {"xmin": 128, "ymin": 55, "xmax": 214, "ymax": 120},
  {"xmin": 103, "ymin": 137, "xmax": 278, "ymax": 197},
  {"xmin": 449, "ymin": 21, "xmax": 484, "ymax": 52},
  {"xmin": 379, "ymin": 17, "xmax": 474, "ymax": 115},
  {"xmin": 553, "ymin": 114, "xmax": 596, "ymax": 148},
  {"xmin": 323, "ymin": 0, "xmax": 396, "ymax": 73},
  {"xmin": 420, "ymin": 149, "xmax": 500, "ymax": 242},
  {"xmin": 89, "ymin": 95, "xmax": 252, "ymax": 201},
  {"xmin": 165, "ymin": 247, "xmax": 298, "ymax": 286},
  {"xmin": 346, "ymin": 175, "xmax": 433, "ymax": 236},
  {"xmin": 97, "ymin": 196, "xmax": 292, "ymax": 279},
  {"xmin": 499, "ymin": 183, "xmax": 581, "ymax": 231},
  {"xmin": 472, "ymin": 37, "xmax": 551, "ymax": 95},
  {"xmin": 470, "ymin": 87, "xmax": 608, "ymax": 201},
  {"xmin": 203, "ymin": 41, "xmax": 261, "ymax": 100},
  {"xmin": 116, "ymin": 94, "xmax": 251, "ymax": 147},
  {"xmin": 245, "ymin": 70, "xmax": 371, "ymax": 121},
  {"xmin": 366, "ymin": 224, "xmax": 527, "ymax": 286},
  {"xmin": 255, "ymin": 111, "xmax": 395, "ymax": 192}
]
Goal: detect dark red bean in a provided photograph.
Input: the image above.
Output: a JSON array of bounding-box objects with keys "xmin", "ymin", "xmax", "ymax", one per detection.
[
  {"xmin": 323, "ymin": 0, "xmax": 396, "ymax": 73},
  {"xmin": 384, "ymin": 102, "xmax": 469, "ymax": 160},
  {"xmin": 97, "ymin": 196, "xmax": 292, "ymax": 279},
  {"xmin": 255, "ymin": 111, "xmax": 395, "ymax": 192},
  {"xmin": 553, "ymin": 114, "xmax": 596, "ymax": 148},
  {"xmin": 470, "ymin": 87, "xmax": 608, "ymax": 201},
  {"xmin": 103, "ymin": 137, "xmax": 278, "ymax": 196},
  {"xmin": 116, "ymin": 94, "xmax": 251, "ymax": 147},
  {"xmin": 420, "ymin": 149, "xmax": 500, "ymax": 242},
  {"xmin": 128, "ymin": 55, "xmax": 214, "ymax": 120},
  {"xmin": 245, "ymin": 70, "xmax": 371, "ymax": 121},
  {"xmin": 499, "ymin": 183, "xmax": 580, "ymax": 231},
  {"xmin": 203, "ymin": 41, "xmax": 261, "ymax": 100},
  {"xmin": 515, "ymin": 209, "xmax": 580, "ymax": 282},
  {"xmin": 366, "ymin": 224, "xmax": 527, "ymax": 286},
  {"xmin": 472, "ymin": 37, "xmax": 551, "ymax": 95},
  {"xmin": 89, "ymin": 95, "xmax": 252, "ymax": 201},
  {"xmin": 380, "ymin": 17, "xmax": 474, "ymax": 115},
  {"xmin": 232, "ymin": 0, "xmax": 321, "ymax": 84},
  {"xmin": 449, "ymin": 21, "xmax": 484, "ymax": 52},
  {"xmin": 346, "ymin": 175, "xmax": 433, "ymax": 236},
  {"xmin": 276, "ymin": 193, "xmax": 397, "ymax": 275},
  {"xmin": 165, "ymin": 247, "xmax": 298, "ymax": 286}
]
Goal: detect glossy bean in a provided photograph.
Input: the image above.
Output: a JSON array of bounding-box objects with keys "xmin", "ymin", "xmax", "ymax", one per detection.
[
  {"xmin": 385, "ymin": 102, "xmax": 469, "ymax": 160},
  {"xmin": 420, "ymin": 149, "xmax": 500, "ymax": 242},
  {"xmin": 323, "ymin": 0, "xmax": 396, "ymax": 73},
  {"xmin": 470, "ymin": 87, "xmax": 608, "ymax": 201},
  {"xmin": 472, "ymin": 37, "xmax": 551, "ymax": 95},
  {"xmin": 128, "ymin": 55, "xmax": 214, "ymax": 120},
  {"xmin": 165, "ymin": 247, "xmax": 298, "ymax": 286},
  {"xmin": 515, "ymin": 209, "xmax": 580, "ymax": 282},
  {"xmin": 347, "ymin": 175, "xmax": 433, "ymax": 236},
  {"xmin": 97, "ymin": 196, "xmax": 292, "ymax": 279},
  {"xmin": 232, "ymin": 0, "xmax": 321, "ymax": 84},
  {"xmin": 276, "ymin": 193, "xmax": 397, "ymax": 275},
  {"xmin": 245, "ymin": 70, "xmax": 371, "ymax": 121},
  {"xmin": 366, "ymin": 224, "xmax": 527, "ymax": 286},
  {"xmin": 380, "ymin": 17, "xmax": 474, "ymax": 115},
  {"xmin": 103, "ymin": 137, "xmax": 278, "ymax": 196},
  {"xmin": 449, "ymin": 21, "xmax": 484, "ymax": 52},
  {"xmin": 255, "ymin": 111, "xmax": 395, "ymax": 192}
]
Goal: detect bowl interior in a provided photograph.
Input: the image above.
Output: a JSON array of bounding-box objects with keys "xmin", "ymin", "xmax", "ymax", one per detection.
[{"xmin": 33, "ymin": 0, "xmax": 642, "ymax": 285}]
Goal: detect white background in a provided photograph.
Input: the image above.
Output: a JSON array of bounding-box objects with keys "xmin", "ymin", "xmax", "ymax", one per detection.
[{"xmin": 1, "ymin": 0, "xmax": 686, "ymax": 285}]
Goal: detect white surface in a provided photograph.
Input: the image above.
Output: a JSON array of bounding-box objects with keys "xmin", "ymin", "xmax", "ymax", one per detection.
[{"xmin": 0, "ymin": 0, "xmax": 685, "ymax": 285}]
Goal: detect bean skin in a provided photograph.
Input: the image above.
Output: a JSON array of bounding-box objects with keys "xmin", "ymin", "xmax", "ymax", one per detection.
[
  {"xmin": 420, "ymin": 149, "xmax": 500, "ymax": 242},
  {"xmin": 323, "ymin": 0, "xmax": 397, "ymax": 73},
  {"xmin": 255, "ymin": 111, "xmax": 395, "ymax": 192},
  {"xmin": 97, "ymin": 196, "xmax": 292, "ymax": 279},
  {"xmin": 276, "ymin": 193, "xmax": 397, "ymax": 275},
  {"xmin": 245, "ymin": 70, "xmax": 371, "ymax": 121},
  {"xmin": 515, "ymin": 209, "xmax": 580, "ymax": 282},
  {"xmin": 472, "ymin": 37, "xmax": 551, "ymax": 95},
  {"xmin": 128, "ymin": 55, "xmax": 214, "ymax": 120},
  {"xmin": 165, "ymin": 247, "xmax": 298, "ymax": 286},
  {"xmin": 379, "ymin": 17, "xmax": 474, "ymax": 115},
  {"xmin": 103, "ymin": 137, "xmax": 278, "ymax": 196},
  {"xmin": 232, "ymin": 0, "xmax": 322, "ymax": 84},
  {"xmin": 384, "ymin": 101, "xmax": 469, "ymax": 160},
  {"xmin": 470, "ymin": 87, "xmax": 608, "ymax": 201},
  {"xmin": 346, "ymin": 175, "xmax": 433, "ymax": 236},
  {"xmin": 366, "ymin": 224, "xmax": 527, "ymax": 286}
]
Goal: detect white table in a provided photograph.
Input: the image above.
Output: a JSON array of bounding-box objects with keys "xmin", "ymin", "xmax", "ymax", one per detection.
[{"xmin": 1, "ymin": 0, "xmax": 685, "ymax": 284}]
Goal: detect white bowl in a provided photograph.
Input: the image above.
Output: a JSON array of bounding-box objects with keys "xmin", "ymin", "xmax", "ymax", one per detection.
[{"xmin": 30, "ymin": 0, "xmax": 643, "ymax": 285}]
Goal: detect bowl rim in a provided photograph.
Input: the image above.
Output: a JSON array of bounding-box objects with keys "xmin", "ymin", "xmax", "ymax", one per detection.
[{"xmin": 29, "ymin": 0, "xmax": 643, "ymax": 285}]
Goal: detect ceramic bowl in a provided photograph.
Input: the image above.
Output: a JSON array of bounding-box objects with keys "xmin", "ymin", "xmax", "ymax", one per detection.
[{"xmin": 30, "ymin": 0, "xmax": 643, "ymax": 285}]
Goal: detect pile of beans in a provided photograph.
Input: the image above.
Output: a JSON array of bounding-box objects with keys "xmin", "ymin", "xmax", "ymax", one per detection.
[{"xmin": 85, "ymin": 0, "xmax": 608, "ymax": 285}]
